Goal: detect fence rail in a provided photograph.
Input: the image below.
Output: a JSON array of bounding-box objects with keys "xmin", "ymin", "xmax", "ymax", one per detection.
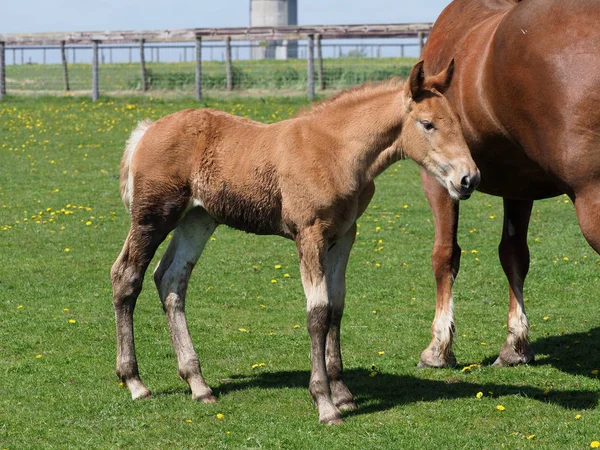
[{"xmin": 0, "ymin": 23, "xmax": 432, "ymax": 101}]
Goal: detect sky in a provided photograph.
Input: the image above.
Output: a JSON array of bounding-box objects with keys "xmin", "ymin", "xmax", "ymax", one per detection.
[{"xmin": 0, "ymin": 0, "xmax": 453, "ymax": 34}]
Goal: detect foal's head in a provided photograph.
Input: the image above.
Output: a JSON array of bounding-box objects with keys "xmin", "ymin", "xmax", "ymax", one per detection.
[{"xmin": 401, "ymin": 60, "xmax": 480, "ymax": 200}]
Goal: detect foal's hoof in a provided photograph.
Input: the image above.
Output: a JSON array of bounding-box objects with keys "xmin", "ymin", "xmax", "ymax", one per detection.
[
  {"xmin": 336, "ymin": 401, "xmax": 357, "ymax": 411},
  {"xmin": 127, "ymin": 380, "xmax": 152, "ymax": 400},
  {"xmin": 322, "ymin": 416, "xmax": 345, "ymax": 426},
  {"xmin": 193, "ymin": 393, "xmax": 218, "ymax": 403},
  {"xmin": 492, "ymin": 344, "xmax": 535, "ymax": 367},
  {"xmin": 417, "ymin": 348, "xmax": 457, "ymax": 369}
]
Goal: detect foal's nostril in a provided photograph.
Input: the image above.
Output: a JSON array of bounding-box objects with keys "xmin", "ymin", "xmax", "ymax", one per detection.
[{"xmin": 460, "ymin": 175, "xmax": 471, "ymax": 189}]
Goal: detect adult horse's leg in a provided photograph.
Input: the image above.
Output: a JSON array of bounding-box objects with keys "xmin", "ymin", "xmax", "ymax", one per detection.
[
  {"xmin": 325, "ymin": 223, "xmax": 357, "ymax": 411},
  {"xmin": 111, "ymin": 225, "xmax": 169, "ymax": 399},
  {"xmin": 494, "ymin": 198, "xmax": 535, "ymax": 366},
  {"xmin": 297, "ymin": 227, "xmax": 343, "ymax": 425},
  {"xmin": 574, "ymin": 186, "xmax": 600, "ymax": 257},
  {"xmin": 153, "ymin": 207, "xmax": 218, "ymax": 402},
  {"xmin": 418, "ymin": 169, "xmax": 460, "ymax": 368}
]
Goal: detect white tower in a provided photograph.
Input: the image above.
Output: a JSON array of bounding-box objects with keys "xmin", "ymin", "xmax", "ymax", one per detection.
[{"xmin": 250, "ymin": 0, "xmax": 298, "ymax": 59}]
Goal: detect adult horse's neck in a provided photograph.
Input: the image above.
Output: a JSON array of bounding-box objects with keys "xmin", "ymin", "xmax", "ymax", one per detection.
[{"xmin": 300, "ymin": 82, "xmax": 406, "ymax": 190}]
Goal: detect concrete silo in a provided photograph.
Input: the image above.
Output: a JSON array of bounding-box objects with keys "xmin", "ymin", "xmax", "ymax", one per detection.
[{"xmin": 250, "ymin": 0, "xmax": 298, "ymax": 59}]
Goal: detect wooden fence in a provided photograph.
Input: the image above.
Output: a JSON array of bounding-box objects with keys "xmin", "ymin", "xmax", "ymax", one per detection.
[{"xmin": 0, "ymin": 23, "xmax": 432, "ymax": 101}]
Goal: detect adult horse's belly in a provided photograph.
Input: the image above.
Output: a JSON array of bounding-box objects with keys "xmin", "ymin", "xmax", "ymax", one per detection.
[{"xmin": 468, "ymin": 139, "xmax": 565, "ymax": 200}]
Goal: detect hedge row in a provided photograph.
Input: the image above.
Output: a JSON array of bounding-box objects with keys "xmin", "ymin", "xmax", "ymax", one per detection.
[{"xmin": 129, "ymin": 65, "xmax": 413, "ymax": 91}]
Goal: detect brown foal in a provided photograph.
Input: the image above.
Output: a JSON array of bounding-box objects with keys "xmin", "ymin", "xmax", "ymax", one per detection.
[{"xmin": 111, "ymin": 60, "xmax": 479, "ymax": 424}]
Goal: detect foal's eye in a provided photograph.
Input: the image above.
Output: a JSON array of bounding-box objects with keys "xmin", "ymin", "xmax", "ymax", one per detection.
[{"xmin": 421, "ymin": 120, "xmax": 435, "ymax": 131}]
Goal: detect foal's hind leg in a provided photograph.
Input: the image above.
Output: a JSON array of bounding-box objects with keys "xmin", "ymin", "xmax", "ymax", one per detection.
[
  {"xmin": 325, "ymin": 224, "xmax": 357, "ymax": 411},
  {"xmin": 153, "ymin": 207, "xmax": 218, "ymax": 402},
  {"xmin": 111, "ymin": 226, "xmax": 170, "ymax": 399},
  {"xmin": 494, "ymin": 198, "xmax": 535, "ymax": 366}
]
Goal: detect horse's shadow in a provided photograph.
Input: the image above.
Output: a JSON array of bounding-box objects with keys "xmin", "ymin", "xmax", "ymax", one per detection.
[
  {"xmin": 155, "ymin": 328, "xmax": 600, "ymax": 416},
  {"xmin": 481, "ymin": 326, "xmax": 600, "ymax": 379},
  {"xmin": 209, "ymin": 368, "xmax": 597, "ymax": 416}
]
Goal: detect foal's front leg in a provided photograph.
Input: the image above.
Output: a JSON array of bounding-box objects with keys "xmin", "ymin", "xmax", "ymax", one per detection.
[
  {"xmin": 297, "ymin": 227, "xmax": 343, "ymax": 425},
  {"xmin": 325, "ymin": 223, "xmax": 357, "ymax": 411}
]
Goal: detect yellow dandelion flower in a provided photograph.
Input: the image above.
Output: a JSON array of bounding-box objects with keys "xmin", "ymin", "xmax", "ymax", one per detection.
[
  {"xmin": 63, "ymin": 308, "xmax": 69, "ymax": 312},
  {"xmin": 85, "ymin": 221, "xmax": 92, "ymax": 226},
  {"xmin": 260, "ymin": 304, "xmax": 266, "ymax": 308},
  {"xmin": 372, "ymin": 310, "xmax": 377, "ymax": 314},
  {"xmin": 36, "ymin": 354, "xmax": 42, "ymax": 359},
  {"xmin": 274, "ymin": 264, "xmax": 281, "ymax": 269},
  {"xmin": 239, "ymin": 328, "xmax": 247, "ymax": 332},
  {"xmin": 293, "ymin": 324, "xmax": 299, "ymax": 329},
  {"xmin": 591, "ymin": 442, "xmax": 600, "ymax": 449},
  {"xmin": 185, "ymin": 419, "xmax": 193, "ymax": 423},
  {"xmin": 210, "ymin": 237, "xmax": 216, "ymax": 241},
  {"xmin": 403, "ymin": 204, "xmax": 408, "ymax": 209},
  {"xmin": 375, "ymin": 226, "xmax": 381, "ymax": 231},
  {"xmin": 378, "ymin": 351, "xmax": 385, "ymax": 356},
  {"xmin": 17, "ymin": 305, "xmax": 23, "ymax": 309},
  {"xmin": 527, "ymin": 435, "xmax": 535, "ymax": 440},
  {"xmin": 496, "ymin": 405, "xmax": 505, "ymax": 411},
  {"xmin": 471, "ymin": 249, "xmax": 478, "ymax": 254},
  {"xmin": 476, "ymin": 392, "xmax": 483, "ymax": 399},
  {"xmin": 575, "ymin": 414, "xmax": 582, "ymax": 420},
  {"xmin": 65, "ymin": 248, "xmax": 70, "ymax": 253},
  {"xmin": 271, "ymin": 279, "xmax": 277, "ymax": 284},
  {"xmin": 69, "ymin": 319, "xmax": 76, "ymax": 324},
  {"xmin": 369, "ymin": 371, "xmax": 378, "ymax": 377},
  {"xmin": 543, "ymin": 316, "xmax": 549, "ymax": 321},
  {"xmin": 216, "ymin": 413, "xmax": 224, "ymax": 420},
  {"xmin": 489, "ymin": 215, "xmax": 496, "ymax": 219},
  {"xmin": 284, "ymin": 273, "xmax": 290, "ymax": 278},
  {"xmin": 563, "ymin": 257, "xmax": 569, "ymax": 261}
]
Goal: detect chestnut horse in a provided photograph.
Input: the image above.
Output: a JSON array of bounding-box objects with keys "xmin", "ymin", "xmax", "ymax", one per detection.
[
  {"xmin": 418, "ymin": 0, "xmax": 600, "ymax": 368},
  {"xmin": 111, "ymin": 61, "xmax": 480, "ymax": 425}
]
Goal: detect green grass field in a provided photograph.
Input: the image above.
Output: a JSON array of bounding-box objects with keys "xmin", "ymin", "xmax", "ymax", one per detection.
[{"xmin": 1, "ymin": 94, "xmax": 599, "ymax": 449}]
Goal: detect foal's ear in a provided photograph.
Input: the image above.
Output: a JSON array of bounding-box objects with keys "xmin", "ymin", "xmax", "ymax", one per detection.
[
  {"xmin": 426, "ymin": 58, "xmax": 455, "ymax": 94},
  {"xmin": 407, "ymin": 60, "xmax": 426, "ymax": 99}
]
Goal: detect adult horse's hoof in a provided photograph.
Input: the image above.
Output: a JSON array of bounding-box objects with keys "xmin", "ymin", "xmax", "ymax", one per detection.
[
  {"xmin": 492, "ymin": 342, "xmax": 535, "ymax": 367},
  {"xmin": 417, "ymin": 348, "xmax": 457, "ymax": 368}
]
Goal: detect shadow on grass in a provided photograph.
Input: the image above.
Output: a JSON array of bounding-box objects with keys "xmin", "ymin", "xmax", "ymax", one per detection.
[
  {"xmin": 479, "ymin": 326, "xmax": 600, "ymax": 378},
  {"xmin": 209, "ymin": 368, "xmax": 597, "ymax": 416}
]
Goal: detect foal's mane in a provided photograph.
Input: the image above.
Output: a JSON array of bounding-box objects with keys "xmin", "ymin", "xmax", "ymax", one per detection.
[{"xmin": 294, "ymin": 77, "xmax": 404, "ymax": 118}]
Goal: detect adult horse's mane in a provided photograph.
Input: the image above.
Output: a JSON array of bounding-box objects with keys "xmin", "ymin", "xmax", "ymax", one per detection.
[{"xmin": 294, "ymin": 77, "xmax": 404, "ymax": 118}]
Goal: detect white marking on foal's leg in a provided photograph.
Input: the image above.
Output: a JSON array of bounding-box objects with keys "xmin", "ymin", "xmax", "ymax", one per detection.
[{"xmin": 154, "ymin": 208, "xmax": 218, "ymax": 402}]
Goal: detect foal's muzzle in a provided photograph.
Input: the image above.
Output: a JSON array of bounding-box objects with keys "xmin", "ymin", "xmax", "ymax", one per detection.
[{"xmin": 454, "ymin": 169, "xmax": 481, "ymax": 200}]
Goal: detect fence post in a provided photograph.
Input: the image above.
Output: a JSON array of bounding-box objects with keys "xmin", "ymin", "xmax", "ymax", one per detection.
[
  {"xmin": 92, "ymin": 40, "xmax": 100, "ymax": 102},
  {"xmin": 60, "ymin": 41, "xmax": 70, "ymax": 92},
  {"xmin": 195, "ymin": 35, "xmax": 202, "ymax": 101},
  {"xmin": 418, "ymin": 32, "xmax": 425, "ymax": 57},
  {"xmin": 307, "ymin": 34, "xmax": 314, "ymax": 101},
  {"xmin": 225, "ymin": 36, "xmax": 233, "ymax": 91},
  {"xmin": 140, "ymin": 39, "xmax": 148, "ymax": 91},
  {"xmin": 0, "ymin": 42, "xmax": 6, "ymax": 101},
  {"xmin": 316, "ymin": 34, "xmax": 324, "ymax": 91}
]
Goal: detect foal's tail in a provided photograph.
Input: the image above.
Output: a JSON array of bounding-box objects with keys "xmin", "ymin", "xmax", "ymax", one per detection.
[{"xmin": 120, "ymin": 119, "xmax": 153, "ymax": 212}]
